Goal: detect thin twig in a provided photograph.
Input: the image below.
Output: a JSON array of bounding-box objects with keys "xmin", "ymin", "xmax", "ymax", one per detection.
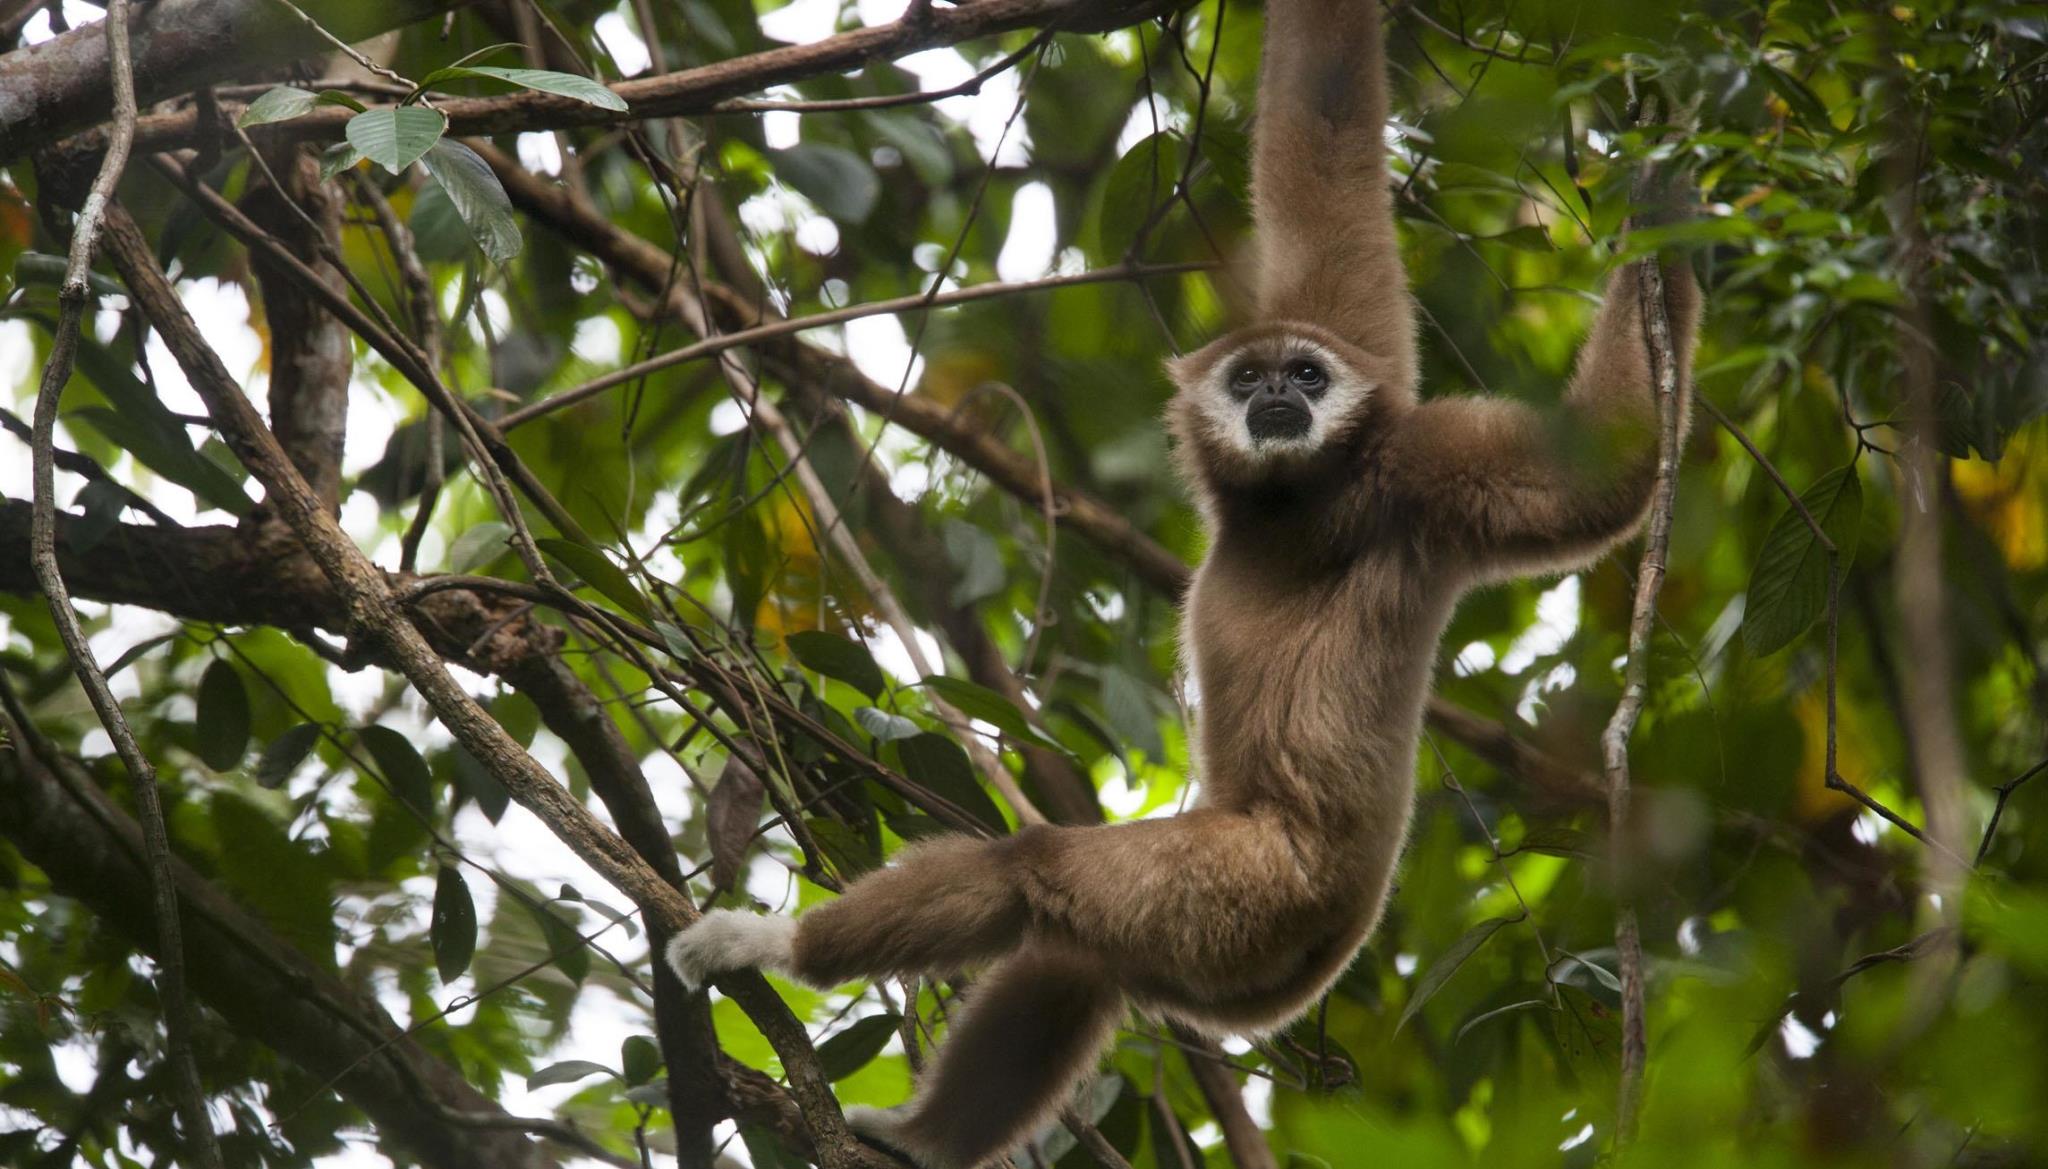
[
  {"xmin": 1745, "ymin": 928, "xmax": 1954, "ymax": 1057},
  {"xmin": 94, "ymin": 202, "xmax": 896, "ymax": 1168},
  {"xmin": 715, "ymin": 26, "xmax": 1047, "ymax": 114},
  {"xmin": 146, "ymin": 150, "xmax": 583, "ymax": 579},
  {"xmin": 26, "ymin": 5, "xmax": 220, "ymax": 1167},
  {"xmin": 1695, "ymin": 394, "xmax": 1833, "ymax": 552},
  {"xmin": 1973, "ymin": 756, "xmax": 2048, "ymax": 866},
  {"xmin": 264, "ymin": 0, "xmax": 413, "ymax": 88},
  {"xmin": 1596, "ymin": 137, "xmax": 1686, "ymax": 1148},
  {"xmin": 0, "ymin": 405, "xmax": 178, "ymax": 525},
  {"xmin": 1059, "ymin": 1109, "xmax": 1136, "ymax": 1169},
  {"xmin": 500, "ymin": 261, "xmax": 1214, "ymax": 430},
  {"xmin": 1427, "ymin": 736, "xmax": 1555, "ymax": 973}
]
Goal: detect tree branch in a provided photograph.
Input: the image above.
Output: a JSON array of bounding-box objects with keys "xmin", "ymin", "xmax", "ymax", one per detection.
[
  {"xmin": 24, "ymin": 6, "xmax": 221, "ymax": 1164},
  {"xmin": 1174, "ymin": 1027, "xmax": 1279, "ymax": 1169},
  {"xmin": 88, "ymin": 202, "xmax": 898, "ymax": 1169},
  {"xmin": 36, "ymin": 0, "xmax": 1182, "ymax": 160},
  {"xmin": 241, "ymin": 140, "xmax": 353, "ymax": 511},
  {"xmin": 0, "ymin": 0, "xmax": 464, "ymax": 157},
  {"xmin": 0, "ymin": 707, "xmax": 563, "ymax": 1169},
  {"xmin": 500, "ymin": 261, "xmax": 1216, "ymax": 431}
]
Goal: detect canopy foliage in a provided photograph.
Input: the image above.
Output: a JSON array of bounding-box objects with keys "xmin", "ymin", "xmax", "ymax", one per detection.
[{"xmin": 1, "ymin": 1, "xmax": 2046, "ymax": 1167}]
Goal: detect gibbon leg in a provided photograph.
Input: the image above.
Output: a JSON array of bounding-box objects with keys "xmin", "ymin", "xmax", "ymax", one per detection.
[{"xmin": 849, "ymin": 948, "xmax": 1124, "ymax": 1169}]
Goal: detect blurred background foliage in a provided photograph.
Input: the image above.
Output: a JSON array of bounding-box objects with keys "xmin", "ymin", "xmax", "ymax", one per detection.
[{"xmin": 3, "ymin": 0, "xmax": 2047, "ymax": 1166}]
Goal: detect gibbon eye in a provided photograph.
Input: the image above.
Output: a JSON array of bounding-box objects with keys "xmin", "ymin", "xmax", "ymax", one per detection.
[
  {"xmin": 1288, "ymin": 361, "xmax": 1327, "ymax": 392},
  {"xmin": 1229, "ymin": 367, "xmax": 1263, "ymax": 394}
]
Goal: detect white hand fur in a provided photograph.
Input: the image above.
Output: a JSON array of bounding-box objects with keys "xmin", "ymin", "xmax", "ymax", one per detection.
[{"xmin": 664, "ymin": 909, "xmax": 796, "ymax": 991}]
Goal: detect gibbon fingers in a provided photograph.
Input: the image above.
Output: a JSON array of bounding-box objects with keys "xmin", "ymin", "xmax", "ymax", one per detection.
[{"xmin": 666, "ymin": 1, "xmax": 1703, "ymax": 1165}]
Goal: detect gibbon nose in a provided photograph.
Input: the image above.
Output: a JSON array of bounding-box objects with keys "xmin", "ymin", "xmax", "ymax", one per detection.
[{"xmin": 1245, "ymin": 379, "xmax": 1312, "ymax": 440}]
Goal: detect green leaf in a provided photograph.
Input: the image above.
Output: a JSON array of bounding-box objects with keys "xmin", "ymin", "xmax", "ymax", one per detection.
[
  {"xmin": 407, "ymin": 179, "xmax": 472, "ymax": 263},
  {"xmin": 443, "ymin": 42, "xmax": 526, "ymax": 73},
  {"xmin": 1549, "ymin": 985, "xmax": 1622, "ymax": 1084},
  {"xmin": 786, "ymin": 631, "xmax": 887, "ymax": 699},
  {"xmin": 1762, "ymin": 63, "xmax": 1834, "ymax": 131},
  {"xmin": 1454, "ymin": 998, "xmax": 1549, "ymax": 1045},
  {"xmin": 66, "ymin": 406, "xmax": 254, "ymax": 517},
  {"xmin": 882, "ymin": 812, "xmax": 949, "ymax": 843},
  {"xmin": 447, "ymin": 521, "xmax": 513, "ymax": 572},
  {"xmin": 537, "ymin": 537, "xmax": 651, "ymax": 621},
  {"xmin": 71, "ymin": 480, "xmax": 125, "ymax": 553},
  {"xmin": 1396, "ymin": 917, "xmax": 1513, "ymax": 1033},
  {"xmin": 418, "ymin": 139, "xmax": 523, "ymax": 265},
  {"xmin": 723, "ymin": 507, "xmax": 770, "ymax": 632},
  {"xmin": 526, "ymin": 1060, "xmax": 614, "ymax": 1089},
  {"xmin": 102, "ymin": 632, "xmax": 179, "ymax": 679},
  {"xmin": 621, "ymin": 1035, "xmax": 662, "ymax": 1086},
  {"xmin": 1100, "ymin": 667, "xmax": 1162, "ymax": 760},
  {"xmin": 313, "ymin": 89, "xmax": 368, "ymax": 113},
  {"xmin": 740, "ymin": 1124, "xmax": 811, "ymax": 1169},
  {"xmin": 237, "ymin": 86, "xmax": 320, "ymax": 128},
  {"xmin": 941, "ymin": 518, "xmax": 1005, "ymax": 607},
  {"xmin": 864, "ymin": 111, "xmax": 953, "ymax": 185},
  {"xmin": 623, "ymin": 1081, "xmax": 670, "ymax": 1107},
  {"xmin": 345, "ymin": 107, "xmax": 448, "ymax": 173},
  {"xmin": 523, "ymin": 900, "xmax": 591, "ymax": 983},
  {"xmin": 655, "ymin": 621, "xmax": 694, "ymax": 660},
  {"xmin": 1510, "ymin": 826, "xmax": 1593, "ymax": 859},
  {"xmin": 806, "ymin": 816, "xmax": 881, "ymax": 878},
  {"xmin": 451, "ymin": 746, "xmax": 509, "ymax": 823},
  {"xmin": 770, "ymin": 143, "xmax": 880, "ymax": 224},
  {"xmin": 316, "ymin": 141, "xmax": 364, "ymax": 181},
  {"xmin": 920, "ymin": 676, "xmax": 1062, "ymax": 751},
  {"xmin": 406, "ymin": 43, "xmax": 524, "ymax": 99},
  {"xmin": 854, "ymin": 706, "xmax": 921, "ymax": 742},
  {"xmin": 1551, "ymin": 952, "xmax": 1623, "ymax": 1005},
  {"xmin": 13, "ymin": 251, "xmax": 128, "ymax": 299},
  {"xmin": 1098, "ymin": 132, "xmax": 1182, "ymax": 257},
  {"xmin": 195, "ymin": 659, "xmax": 251, "ymax": 771},
  {"xmin": 577, "ymin": 896, "xmax": 637, "ymax": 937},
  {"xmin": 1740, "ymin": 465, "xmax": 1862, "ymax": 656},
  {"xmin": 254, "ymin": 722, "xmax": 323, "ymax": 789},
  {"xmin": 419, "ymin": 65, "xmax": 627, "ymax": 112},
  {"xmin": 431, "ymin": 865, "xmax": 478, "ymax": 983},
  {"xmin": 894, "ymin": 733, "xmax": 1006, "ymax": 833},
  {"xmin": 360, "ymin": 723, "xmax": 436, "ymax": 816},
  {"xmin": 1474, "ymin": 224, "xmax": 1555, "ymax": 252},
  {"xmin": 817, "ymin": 1013, "xmax": 900, "ymax": 1081}
]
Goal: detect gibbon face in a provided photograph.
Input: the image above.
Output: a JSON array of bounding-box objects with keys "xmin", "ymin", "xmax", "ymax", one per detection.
[{"xmin": 1166, "ymin": 321, "xmax": 1399, "ymax": 491}]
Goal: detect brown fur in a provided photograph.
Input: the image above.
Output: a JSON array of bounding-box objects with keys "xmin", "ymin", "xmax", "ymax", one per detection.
[{"xmin": 668, "ymin": 4, "xmax": 1702, "ymax": 1165}]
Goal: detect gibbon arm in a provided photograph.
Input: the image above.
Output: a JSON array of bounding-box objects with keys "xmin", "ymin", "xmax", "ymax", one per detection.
[
  {"xmin": 782, "ymin": 811, "xmax": 1310, "ymax": 989},
  {"xmin": 1252, "ymin": 0, "xmax": 1416, "ymax": 389},
  {"xmin": 1384, "ymin": 258, "xmax": 1702, "ymax": 580}
]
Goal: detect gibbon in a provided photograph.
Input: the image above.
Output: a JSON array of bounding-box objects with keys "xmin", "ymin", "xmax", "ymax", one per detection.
[{"xmin": 667, "ymin": 1, "xmax": 1701, "ymax": 1165}]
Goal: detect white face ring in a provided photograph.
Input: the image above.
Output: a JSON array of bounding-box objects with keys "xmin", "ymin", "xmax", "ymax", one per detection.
[{"xmin": 1197, "ymin": 337, "xmax": 1374, "ymax": 462}]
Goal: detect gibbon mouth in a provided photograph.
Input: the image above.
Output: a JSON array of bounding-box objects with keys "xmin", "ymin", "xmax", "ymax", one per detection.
[{"xmin": 1246, "ymin": 400, "xmax": 1312, "ymax": 441}]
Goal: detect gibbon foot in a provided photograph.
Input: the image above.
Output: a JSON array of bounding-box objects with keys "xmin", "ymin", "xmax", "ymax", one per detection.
[{"xmin": 663, "ymin": 908, "xmax": 796, "ymax": 990}]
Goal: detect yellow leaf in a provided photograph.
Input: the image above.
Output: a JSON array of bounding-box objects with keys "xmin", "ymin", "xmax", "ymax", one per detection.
[{"xmin": 1952, "ymin": 426, "xmax": 2048, "ymax": 571}]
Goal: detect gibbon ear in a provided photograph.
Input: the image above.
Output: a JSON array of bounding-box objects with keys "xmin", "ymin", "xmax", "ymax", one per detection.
[
  {"xmin": 1164, "ymin": 349, "xmax": 1209, "ymax": 389},
  {"xmin": 1164, "ymin": 334, "xmax": 1239, "ymax": 392}
]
